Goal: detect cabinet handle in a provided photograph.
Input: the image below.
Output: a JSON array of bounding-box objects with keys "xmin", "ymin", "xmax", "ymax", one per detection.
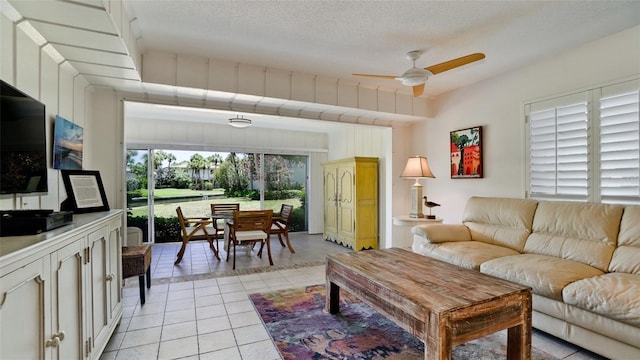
[
  {"xmin": 45, "ymin": 331, "xmax": 65, "ymax": 347},
  {"xmin": 106, "ymin": 274, "xmax": 115, "ymax": 281}
]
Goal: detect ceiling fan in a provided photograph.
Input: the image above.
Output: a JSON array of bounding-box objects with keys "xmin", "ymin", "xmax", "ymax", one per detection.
[{"xmin": 352, "ymin": 51, "xmax": 485, "ymax": 97}]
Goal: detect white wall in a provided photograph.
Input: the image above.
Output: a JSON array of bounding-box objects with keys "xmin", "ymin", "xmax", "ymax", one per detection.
[
  {"xmin": 0, "ymin": 12, "xmax": 91, "ymax": 211},
  {"xmin": 409, "ymin": 25, "xmax": 640, "ymax": 224}
]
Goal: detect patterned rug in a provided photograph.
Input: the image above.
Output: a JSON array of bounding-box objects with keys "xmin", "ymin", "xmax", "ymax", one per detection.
[{"xmin": 249, "ymin": 285, "xmax": 560, "ymax": 360}]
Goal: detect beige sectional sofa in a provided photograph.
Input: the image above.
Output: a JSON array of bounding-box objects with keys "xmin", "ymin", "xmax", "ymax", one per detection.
[{"xmin": 411, "ymin": 196, "xmax": 640, "ymax": 359}]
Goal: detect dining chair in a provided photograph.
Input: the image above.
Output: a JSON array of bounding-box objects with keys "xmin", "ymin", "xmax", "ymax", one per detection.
[
  {"xmin": 227, "ymin": 209, "xmax": 273, "ymax": 270},
  {"xmin": 175, "ymin": 206, "xmax": 219, "ymax": 265},
  {"xmin": 210, "ymin": 203, "xmax": 240, "ymax": 240},
  {"xmin": 271, "ymin": 204, "xmax": 295, "ymax": 253}
]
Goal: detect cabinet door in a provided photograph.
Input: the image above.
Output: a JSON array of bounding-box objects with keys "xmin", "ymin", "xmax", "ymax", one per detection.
[
  {"xmin": 51, "ymin": 239, "xmax": 86, "ymax": 360},
  {"xmin": 323, "ymin": 165, "xmax": 338, "ymax": 240},
  {"xmin": 87, "ymin": 227, "xmax": 110, "ymax": 353},
  {"xmin": 106, "ymin": 219, "xmax": 122, "ymax": 329},
  {"xmin": 0, "ymin": 257, "xmax": 51, "ymax": 360},
  {"xmin": 337, "ymin": 164, "xmax": 355, "ymax": 247}
]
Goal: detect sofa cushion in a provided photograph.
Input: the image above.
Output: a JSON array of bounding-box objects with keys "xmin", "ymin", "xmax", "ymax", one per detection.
[
  {"xmin": 462, "ymin": 197, "xmax": 538, "ymax": 252},
  {"xmin": 562, "ymin": 273, "xmax": 640, "ymax": 327},
  {"xmin": 412, "ymin": 240, "xmax": 519, "ymax": 270},
  {"xmin": 609, "ymin": 205, "xmax": 640, "ymax": 274},
  {"xmin": 480, "ymin": 254, "xmax": 604, "ymax": 301},
  {"xmin": 411, "ymin": 224, "xmax": 471, "ymax": 243},
  {"xmin": 524, "ymin": 201, "xmax": 624, "ymax": 272}
]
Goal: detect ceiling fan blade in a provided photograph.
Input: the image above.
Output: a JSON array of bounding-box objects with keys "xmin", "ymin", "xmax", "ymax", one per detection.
[
  {"xmin": 425, "ymin": 53, "xmax": 485, "ymax": 75},
  {"xmin": 412, "ymin": 83, "xmax": 425, "ymax": 97},
  {"xmin": 352, "ymin": 73, "xmax": 397, "ymax": 80}
]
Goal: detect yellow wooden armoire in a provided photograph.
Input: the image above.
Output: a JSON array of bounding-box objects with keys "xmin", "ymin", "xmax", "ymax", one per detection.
[{"xmin": 322, "ymin": 157, "xmax": 378, "ymax": 250}]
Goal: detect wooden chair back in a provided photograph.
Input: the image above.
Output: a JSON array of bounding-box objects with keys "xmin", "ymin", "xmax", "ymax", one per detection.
[
  {"xmin": 211, "ymin": 203, "xmax": 240, "ymax": 231},
  {"xmin": 232, "ymin": 209, "xmax": 273, "ymax": 235}
]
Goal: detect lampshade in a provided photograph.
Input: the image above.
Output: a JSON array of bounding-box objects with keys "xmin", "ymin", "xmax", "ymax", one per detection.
[
  {"xmin": 401, "ymin": 156, "xmax": 435, "ymax": 179},
  {"xmin": 228, "ymin": 115, "xmax": 252, "ymax": 128}
]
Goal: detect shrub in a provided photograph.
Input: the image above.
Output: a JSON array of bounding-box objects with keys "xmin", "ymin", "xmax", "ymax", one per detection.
[{"xmin": 126, "ymin": 215, "xmax": 181, "ymax": 243}]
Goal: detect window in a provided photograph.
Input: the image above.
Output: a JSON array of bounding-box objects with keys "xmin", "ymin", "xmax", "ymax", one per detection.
[{"xmin": 526, "ymin": 79, "xmax": 640, "ymax": 204}]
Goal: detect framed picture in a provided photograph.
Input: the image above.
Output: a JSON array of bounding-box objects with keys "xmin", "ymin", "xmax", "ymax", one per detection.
[
  {"xmin": 61, "ymin": 170, "xmax": 110, "ymax": 213},
  {"xmin": 53, "ymin": 115, "xmax": 83, "ymax": 170},
  {"xmin": 450, "ymin": 126, "xmax": 483, "ymax": 178}
]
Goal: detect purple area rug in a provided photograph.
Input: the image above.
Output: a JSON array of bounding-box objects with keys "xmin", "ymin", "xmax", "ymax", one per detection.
[{"xmin": 249, "ymin": 285, "xmax": 560, "ymax": 360}]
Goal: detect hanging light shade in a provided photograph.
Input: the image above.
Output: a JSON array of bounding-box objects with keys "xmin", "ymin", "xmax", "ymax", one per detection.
[{"xmin": 228, "ymin": 115, "xmax": 252, "ymax": 128}]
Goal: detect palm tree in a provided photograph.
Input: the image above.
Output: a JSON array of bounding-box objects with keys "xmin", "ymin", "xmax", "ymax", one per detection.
[
  {"xmin": 188, "ymin": 153, "xmax": 208, "ymax": 187},
  {"xmin": 166, "ymin": 153, "xmax": 176, "ymax": 168}
]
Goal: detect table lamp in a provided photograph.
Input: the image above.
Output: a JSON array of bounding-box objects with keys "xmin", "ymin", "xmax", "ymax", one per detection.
[{"xmin": 401, "ymin": 156, "xmax": 435, "ymax": 218}]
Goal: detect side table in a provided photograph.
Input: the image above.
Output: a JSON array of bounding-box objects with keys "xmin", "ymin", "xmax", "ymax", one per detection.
[
  {"xmin": 392, "ymin": 216, "xmax": 443, "ymax": 248},
  {"xmin": 122, "ymin": 244, "xmax": 152, "ymax": 305}
]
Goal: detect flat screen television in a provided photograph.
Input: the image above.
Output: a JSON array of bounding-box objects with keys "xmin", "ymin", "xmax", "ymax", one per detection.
[{"xmin": 1, "ymin": 80, "xmax": 48, "ymax": 194}]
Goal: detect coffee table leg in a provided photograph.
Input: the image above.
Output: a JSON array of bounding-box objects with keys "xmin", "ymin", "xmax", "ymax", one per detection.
[{"xmin": 326, "ymin": 282, "xmax": 340, "ymax": 314}]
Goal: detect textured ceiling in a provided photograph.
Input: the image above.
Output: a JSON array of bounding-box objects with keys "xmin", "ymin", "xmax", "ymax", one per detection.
[{"xmin": 126, "ymin": 0, "xmax": 640, "ymax": 97}]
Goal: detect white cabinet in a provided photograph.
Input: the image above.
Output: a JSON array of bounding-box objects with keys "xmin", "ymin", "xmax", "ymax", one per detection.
[
  {"xmin": 322, "ymin": 157, "xmax": 378, "ymax": 250},
  {"xmin": 0, "ymin": 210, "xmax": 123, "ymax": 360}
]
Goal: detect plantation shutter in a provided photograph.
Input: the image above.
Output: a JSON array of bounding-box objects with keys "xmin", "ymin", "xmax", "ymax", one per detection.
[
  {"xmin": 528, "ymin": 93, "xmax": 589, "ymax": 200},
  {"xmin": 599, "ymin": 80, "xmax": 640, "ymax": 202}
]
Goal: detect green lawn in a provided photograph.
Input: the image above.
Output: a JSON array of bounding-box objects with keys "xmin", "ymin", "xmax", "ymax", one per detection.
[
  {"xmin": 136, "ymin": 188, "xmax": 224, "ymax": 198},
  {"xmin": 129, "ymin": 197, "xmax": 301, "ymax": 218}
]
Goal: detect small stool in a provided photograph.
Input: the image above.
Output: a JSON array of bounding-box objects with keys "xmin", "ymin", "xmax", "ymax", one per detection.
[{"xmin": 122, "ymin": 244, "xmax": 152, "ymax": 305}]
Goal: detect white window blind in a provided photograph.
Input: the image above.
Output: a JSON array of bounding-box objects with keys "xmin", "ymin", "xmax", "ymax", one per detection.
[
  {"xmin": 600, "ymin": 85, "xmax": 640, "ymax": 201},
  {"xmin": 528, "ymin": 95, "xmax": 589, "ymax": 200},
  {"xmin": 526, "ymin": 78, "xmax": 640, "ymax": 204}
]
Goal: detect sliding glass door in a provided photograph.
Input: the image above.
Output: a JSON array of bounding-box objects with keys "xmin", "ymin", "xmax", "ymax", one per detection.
[{"xmin": 125, "ymin": 148, "xmax": 308, "ymax": 243}]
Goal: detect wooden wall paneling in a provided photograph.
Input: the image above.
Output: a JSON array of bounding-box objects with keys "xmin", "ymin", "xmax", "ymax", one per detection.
[
  {"xmin": 208, "ymin": 58, "xmax": 237, "ymax": 93},
  {"xmin": 315, "ymin": 76, "xmax": 338, "ymax": 106},
  {"xmin": 291, "ymin": 72, "xmax": 315, "ymax": 102},
  {"xmin": 1, "ymin": 13, "xmax": 15, "ymax": 81},
  {"xmin": 357, "ymin": 86, "xmax": 378, "ymax": 112},
  {"xmin": 142, "ymin": 52, "xmax": 177, "ymax": 85},
  {"xmin": 378, "ymin": 88, "xmax": 396, "ymax": 114},
  {"xmin": 396, "ymin": 91, "xmax": 414, "ymax": 116},
  {"xmin": 177, "ymin": 55, "xmax": 208, "ymax": 90},
  {"xmin": 15, "ymin": 25, "xmax": 40, "ymax": 98},
  {"xmin": 265, "ymin": 68, "xmax": 291, "ymax": 100},
  {"xmin": 237, "ymin": 63, "xmax": 264, "ymax": 96},
  {"xmin": 337, "ymin": 80, "xmax": 358, "ymax": 109}
]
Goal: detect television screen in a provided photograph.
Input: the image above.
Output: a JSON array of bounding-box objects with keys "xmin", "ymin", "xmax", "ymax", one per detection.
[
  {"xmin": 0, "ymin": 80, "xmax": 48, "ymax": 194},
  {"xmin": 54, "ymin": 115, "xmax": 83, "ymax": 170}
]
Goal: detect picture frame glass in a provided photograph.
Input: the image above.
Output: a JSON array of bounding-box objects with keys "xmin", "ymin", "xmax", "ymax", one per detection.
[{"xmin": 61, "ymin": 170, "xmax": 110, "ymax": 213}]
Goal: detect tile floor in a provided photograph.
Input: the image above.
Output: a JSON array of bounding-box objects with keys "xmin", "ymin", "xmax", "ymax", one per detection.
[{"xmin": 101, "ymin": 233, "xmax": 606, "ymax": 360}]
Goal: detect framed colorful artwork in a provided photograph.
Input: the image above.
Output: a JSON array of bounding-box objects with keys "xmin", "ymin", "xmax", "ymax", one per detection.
[{"xmin": 450, "ymin": 126, "xmax": 483, "ymax": 178}]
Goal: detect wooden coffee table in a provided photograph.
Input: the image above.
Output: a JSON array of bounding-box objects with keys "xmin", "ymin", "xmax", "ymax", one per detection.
[{"xmin": 326, "ymin": 248, "xmax": 532, "ymax": 360}]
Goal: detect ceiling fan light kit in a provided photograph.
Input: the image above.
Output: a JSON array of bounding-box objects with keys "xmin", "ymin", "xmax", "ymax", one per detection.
[
  {"xmin": 228, "ymin": 115, "xmax": 252, "ymax": 128},
  {"xmin": 352, "ymin": 50, "xmax": 485, "ymax": 97},
  {"xmin": 397, "ymin": 67, "xmax": 433, "ymax": 86}
]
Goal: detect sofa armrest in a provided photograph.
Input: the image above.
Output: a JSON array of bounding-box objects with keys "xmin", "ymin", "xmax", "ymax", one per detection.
[{"xmin": 411, "ymin": 224, "xmax": 471, "ymax": 243}]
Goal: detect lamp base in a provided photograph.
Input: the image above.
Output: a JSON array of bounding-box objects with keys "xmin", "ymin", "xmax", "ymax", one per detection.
[
  {"xmin": 425, "ymin": 215, "xmax": 436, "ymax": 220},
  {"xmin": 408, "ymin": 182, "xmax": 424, "ymax": 219}
]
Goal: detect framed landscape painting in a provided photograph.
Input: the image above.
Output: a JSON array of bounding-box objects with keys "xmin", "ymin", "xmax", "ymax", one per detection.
[{"xmin": 450, "ymin": 126, "xmax": 483, "ymax": 178}]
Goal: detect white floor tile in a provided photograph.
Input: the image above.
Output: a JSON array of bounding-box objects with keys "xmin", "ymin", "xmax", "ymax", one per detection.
[
  {"xmin": 228, "ymin": 311, "xmax": 261, "ymax": 328},
  {"xmin": 196, "ymin": 304, "xmax": 227, "ymax": 320},
  {"xmin": 238, "ymin": 339, "xmax": 281, "ymax": 360},
  {"xmin": 114, "ymin": 343, "xmax": 159, "ymax": 360},
  {"xmin": 127, "ymin": 313, "xmax": 164, "ymax": 331},
  {"xmin": 224, "ymin": 300, "xmax": 255, "ymax": 315},
  {"xmin": 198, "ymin": 347, "xmax": 242, "ymax": 360},
  {"xmin": 161, "ymin": 320, "xmax": 197, "ymax": 341},
  {"xmin": 163, "ymin": 308, "xmax": 196, "ymax": 325},
  {"xmin": 119, "ymin": 326, "xmax": 162, "ymax": 349},
  {"xmin": 197, "ymin": 314, "xmax": 232, "ymax": 334},
  {"xmin": 232, "ymin": 323, "xmax": 270, "ymax": 345},
  {"xmin": 157, "ymin": 335, "xmax": 199, "ymax": 360},
  {"xmin": 198, "ymin": 329, "xmax": 237, "ymax": 353}
]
